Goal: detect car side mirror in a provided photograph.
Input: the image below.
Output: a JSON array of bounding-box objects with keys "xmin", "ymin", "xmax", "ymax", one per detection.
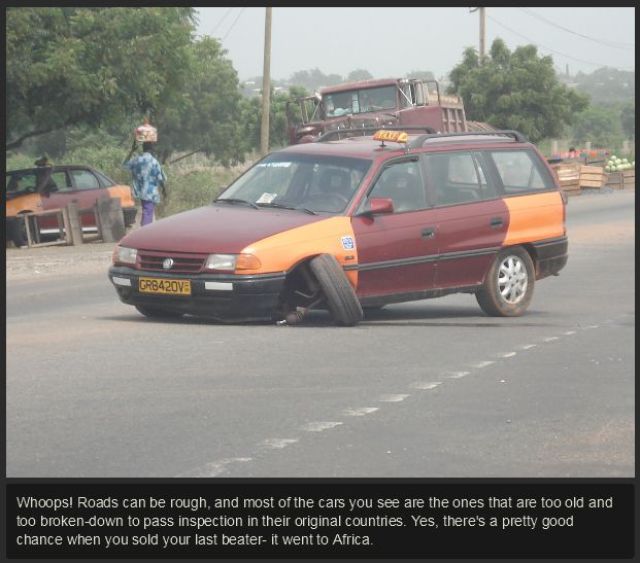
[{"xmin": 367, "ymin": 197, "xmax": 394, "ymax": 215}]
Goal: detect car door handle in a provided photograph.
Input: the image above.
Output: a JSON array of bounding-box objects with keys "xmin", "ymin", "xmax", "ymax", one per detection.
[
  {"xmin": 421, "ymin": 227, "xmax": 436, "ymax": 239},
  {"xmin": 490, "ymin": 217, "xmax": 504, "ymax": 228}
]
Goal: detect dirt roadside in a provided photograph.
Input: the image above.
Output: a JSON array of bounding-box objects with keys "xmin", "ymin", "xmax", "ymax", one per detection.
[{"xmin": 5, "ymin": 240, "xmax": 117, "ymax": 281}]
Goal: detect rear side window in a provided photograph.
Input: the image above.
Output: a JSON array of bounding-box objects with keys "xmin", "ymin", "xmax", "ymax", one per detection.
[
  {"xmin": 50, "ymin": 171, "xmax": 72, "ymax": 192},
  {"xmin": 70, "ymin": 169, "xmax": 100, "ymax": 190},
  {"xmin": 489, "ymin": 150, "xmax": 555, "ymax": 195}
]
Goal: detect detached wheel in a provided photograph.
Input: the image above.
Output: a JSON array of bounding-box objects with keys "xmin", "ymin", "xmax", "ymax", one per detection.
[
  {"xmin": 476, "ymin": 247, "xmax": 535, "ymax": 317},
  {"xmin": 135, "ymin": 305, "xmax": 183, "ymax": 319},
  {"xmin": 309, "ymin": 254, "xmax": 363, "ymax": 326}
]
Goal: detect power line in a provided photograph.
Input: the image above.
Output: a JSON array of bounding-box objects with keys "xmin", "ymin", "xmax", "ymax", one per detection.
[
  {"xmin": 519, "ymin": 8, "xmax": 634, "ymax": 50},
  {"xmin": 486, "ymin": 14, "xmax": 634, "ymax": 72},
  {"xmin": 212, "ymin": 8, "xmax": 234, "ymax": 34},
  {"xmin": 223, "ymin": 8, "xmax": 245, "ymax": 41}
]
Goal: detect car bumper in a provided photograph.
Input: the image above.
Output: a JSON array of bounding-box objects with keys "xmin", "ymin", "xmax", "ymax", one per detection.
[
  {"xmin": 108, "ymin": 266, "xmax": 286, "ymax": 322},
  {"xmin": 533, "ymin": 236, "xmax": 568, "ymax": 279}
]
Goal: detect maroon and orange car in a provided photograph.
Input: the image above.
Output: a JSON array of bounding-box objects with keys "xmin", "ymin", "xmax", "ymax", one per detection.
[
  {"xmin": 109, "ymin": 129, "xmax": 568, "ymax": 325},
  {"xmin": 6, "ymin": 165, "xmax": 137, "ymax": 246}
]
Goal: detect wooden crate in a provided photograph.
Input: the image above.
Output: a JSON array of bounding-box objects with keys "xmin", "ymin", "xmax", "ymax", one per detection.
[
  {"xmin": 551, "ymin": 162, "xmax": 581, "ymax": 194},
  {"xmin": 605, "ymin": 171, "xmax": 625, "ymax": 189},
  {"xmin": 579, "ymin": 165, "xmax": 606, "ymax": 189},
  {"xmin": 622, "ymin": 169, "xmax": 635, "ymax": 189}
]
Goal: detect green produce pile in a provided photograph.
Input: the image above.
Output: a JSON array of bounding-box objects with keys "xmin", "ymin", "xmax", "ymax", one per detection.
[{"xmin": 605, "ymin": 155, "xmax": 635, "ymax": 172}]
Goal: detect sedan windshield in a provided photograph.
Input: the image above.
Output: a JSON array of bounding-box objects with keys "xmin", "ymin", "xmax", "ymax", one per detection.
[{"xmin": 217, "ymin": 153, "xmax": 371, "ymax": 213}]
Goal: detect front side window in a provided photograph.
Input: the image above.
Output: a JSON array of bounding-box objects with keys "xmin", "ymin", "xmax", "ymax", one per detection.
[
  {"xmin": 364, "ymin": 160, "xmax": 426, "ymax": 213},
  {"xmin": 425, "ymin": 152, "xmax": 485, "ymax": 206},
  {"xmin": 490, "ymin": 150, "xmax": 554, "ymax": 194},
  {"xmin": 218, "ymin": 153, "xmax": 371, "ymax": 214},
  {"xmin": 6, "ymin": 169, "xmax": 65, "ymax": 193}
]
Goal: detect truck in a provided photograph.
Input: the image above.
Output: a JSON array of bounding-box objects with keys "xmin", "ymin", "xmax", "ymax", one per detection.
[{"xmin": 286, "ymin": 77, "xmax": 472, "ymax": 144}]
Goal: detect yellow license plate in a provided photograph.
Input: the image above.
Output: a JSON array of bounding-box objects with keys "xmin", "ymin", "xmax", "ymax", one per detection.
[{"xmin": 138, "ymin": 277, "xmax": 191, "ymax": 295}]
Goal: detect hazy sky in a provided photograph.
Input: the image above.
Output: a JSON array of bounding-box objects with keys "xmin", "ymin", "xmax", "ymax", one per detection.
[{"xmin": 196, "ymin": 7, "xmax": 635, "ymax": 82}]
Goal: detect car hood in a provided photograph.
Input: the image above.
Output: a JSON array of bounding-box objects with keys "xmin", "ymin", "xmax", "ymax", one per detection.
[{"xmin": 120, "ymin": 204, "xmax": 326, "ymax": 254}]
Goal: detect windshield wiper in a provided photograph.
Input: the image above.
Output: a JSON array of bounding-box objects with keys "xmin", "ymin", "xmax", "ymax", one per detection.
[
  {"xmin": 215, "ymin": 198, "xmax": 259, "ymax": 209},
  {"xmin": 257, "ymin": 202, "xmax": 317, "ymax": 215}
]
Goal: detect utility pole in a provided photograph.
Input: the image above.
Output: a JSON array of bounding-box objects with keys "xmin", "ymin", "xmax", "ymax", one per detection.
[
  {"xmin": 479, "ymin": 7, "xmax": 486, "ymax": 63},
  {"xmin": 260, "ymin": 7, "xmax": 272, "ymax": 157},
  {"xmin": 469, "ymin": 7, "xmax": 486, "ymax": 64}
]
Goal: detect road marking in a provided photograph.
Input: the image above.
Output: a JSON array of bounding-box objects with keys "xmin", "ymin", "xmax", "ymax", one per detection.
[
  {"xmin": 564, "ymin": 330, "xmax": 576, "ymax": 335},
  {"xmin": 411, "ymin": 381, "xmax": 442, "ymax": 390},
  {"xmin": 445, "ymin": 371, "xmax": 470, "ymax": 379},
  {"xmin": 519, "ymin": 344, "xmax": 537, "ymax": 350},
  {"xmin": 262, "ymin": 438, "xmax": 298, "ymax": 449},
  {"xmin": 378, "ymin": 394, "xmax": 410, "ymax": 403},
  {"xmin": 175, "ymin": 457, "xmax": 252, "ymax": 478},
  {"xmin": 499, "ymin": 352, "xmax": 517, "ymax": 358},
  {"xmin": 344, "ymin": 407, "xmax": 379, "ymax": 417},
  {"xmin": 302, "ymin": 421, "xmax": 343, "ymax": 432},
  {"xmin": 584, "ymin": 324, "xmax": 599, "ymax": 329},
  {"xmin": 543, "ymin": 336, "xmax": 559, "ymax": 342},
  {"xmin": 471, "ymin": 361, "xmax": 494, "ymax": 369}
]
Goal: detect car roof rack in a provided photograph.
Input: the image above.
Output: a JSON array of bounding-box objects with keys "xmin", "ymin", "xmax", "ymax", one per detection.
[
  {"xmin": 408, "ymin": 130, "xmax": 528, "ymax": 149},
  {"xmin": 317, "ymin": 126, "xmax": 436, "ymax": 143}
]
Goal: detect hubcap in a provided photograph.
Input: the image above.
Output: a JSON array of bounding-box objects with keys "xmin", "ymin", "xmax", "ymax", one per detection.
[{"xmin": 497, "ymin": 255, "xmax": 528, "ymax": 304}]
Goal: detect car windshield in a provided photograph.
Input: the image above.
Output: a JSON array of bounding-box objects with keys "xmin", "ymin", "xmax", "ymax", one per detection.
[
  {"xmin": 323, "ymin": 85, "xmax": 397, "ymax": 118},
  {"xmin": 217, "ymin": 153, "xmax": 372, "ymax": 214}
]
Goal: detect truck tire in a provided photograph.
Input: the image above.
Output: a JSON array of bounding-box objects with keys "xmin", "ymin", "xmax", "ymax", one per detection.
[
  {"xmin": 476, "ymin": 247, "xmax": 535, "ymax": 317},
  {"xmin": 309, "ymin": 254, "xmax": 363, "ymax": 326}
]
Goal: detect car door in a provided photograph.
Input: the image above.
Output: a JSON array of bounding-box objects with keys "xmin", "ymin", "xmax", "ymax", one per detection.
[
  {"xmin": 351, "ymin": 158, "xmax": 437, "ymax": 299},
  {"xmin": 38, "ymin": 170, "xmax": 72, "ymax": 231},
  {"xmin": 44, "ymin": 168, "xmax": 106, "ymax": 228},
  {"xmin": 426, "ymin": 150, "xmax": 509, "ymax": 289}
]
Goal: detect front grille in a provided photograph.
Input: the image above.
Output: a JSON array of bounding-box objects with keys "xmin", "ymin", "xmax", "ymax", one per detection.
[{"xmin": 138, "ymin": 250, "xmax": 206, "ymax": 274}]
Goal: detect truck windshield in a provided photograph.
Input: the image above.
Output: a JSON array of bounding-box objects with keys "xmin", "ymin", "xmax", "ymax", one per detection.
[
  {"xmin": 217, "ymin": 153, "xmax": 372, "ymax": 214},
  {"xmin": 323, "ymin": 85, "xmax": 397, "ymax": 118}
]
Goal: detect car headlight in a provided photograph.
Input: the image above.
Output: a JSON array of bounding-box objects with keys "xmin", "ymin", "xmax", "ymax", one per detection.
[
  {"xmin": 114, "ymin": 246, "xmax": 138, "ymax": 265},
  {"xmin": 205, "ymin": 253, "xmax": 261, "ymax": 272}
]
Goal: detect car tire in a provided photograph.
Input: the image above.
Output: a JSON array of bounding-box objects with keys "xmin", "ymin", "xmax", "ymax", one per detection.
[
  {"xmin": 135, "ymin": 305, "xmax": 184, "ymax": 319},
  {"xmin": 309, "ymin": 254, "xmax": 363, "ymax": 326},
  {"xmin": 476, "ymin": 247, "xmax": 535, "ymax": 317},
  {"xmin": 10, "ymin": 214, "xmax": 32, "ymax": 247}
]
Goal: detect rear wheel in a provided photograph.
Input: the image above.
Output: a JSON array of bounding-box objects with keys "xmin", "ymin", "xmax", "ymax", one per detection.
[
  {"xmin": 135, "ymin": 305, "xmax": 184, "ymax": 319},
  {"xmin": 476, "ymin": 247, "xmax": 535, "ymax": 317},
  {"xmin": 309, "ymin": 254, "xmax": 363, "ymax": 326}
]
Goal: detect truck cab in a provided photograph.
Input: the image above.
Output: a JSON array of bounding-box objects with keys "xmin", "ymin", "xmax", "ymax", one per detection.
[{"xmin": 286, "ymin": 78, "xmax": 467, "ymax": 144}]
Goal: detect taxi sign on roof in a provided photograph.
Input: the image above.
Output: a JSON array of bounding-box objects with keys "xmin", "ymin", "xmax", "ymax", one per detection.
[{"xmin": 373, "ymin": 130, "xmax": 408, "ymax": 143}]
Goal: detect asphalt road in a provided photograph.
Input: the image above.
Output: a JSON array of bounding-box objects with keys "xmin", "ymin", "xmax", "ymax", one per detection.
[{"xmin": 5, "ymin": 190, "xmax": 635, "ymax": 477}]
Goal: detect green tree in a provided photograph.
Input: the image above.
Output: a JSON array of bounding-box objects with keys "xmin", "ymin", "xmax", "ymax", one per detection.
[
  {"xmin": 6, "ymin": 7, "xmax": 196, "ymax": 152},
  {"xmin": 448, "ymin": 39, "xmax": 589, "ymax": 143},
  {"xmin": 155, "ymin": 37, "xmax": 245, "ymax": 165},
  {"xmin": 620, "ymin": 101, "xmax": 635, "ymax": 140},
  {"xmin": 571, "ymin": 105, "xmax": 623, "ymax": 148}
]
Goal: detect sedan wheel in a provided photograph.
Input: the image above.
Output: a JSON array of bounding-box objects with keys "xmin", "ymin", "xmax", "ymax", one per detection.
[{"xmin": 476, "ymin": 247, "xmax": 535, "ymax": 317}]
